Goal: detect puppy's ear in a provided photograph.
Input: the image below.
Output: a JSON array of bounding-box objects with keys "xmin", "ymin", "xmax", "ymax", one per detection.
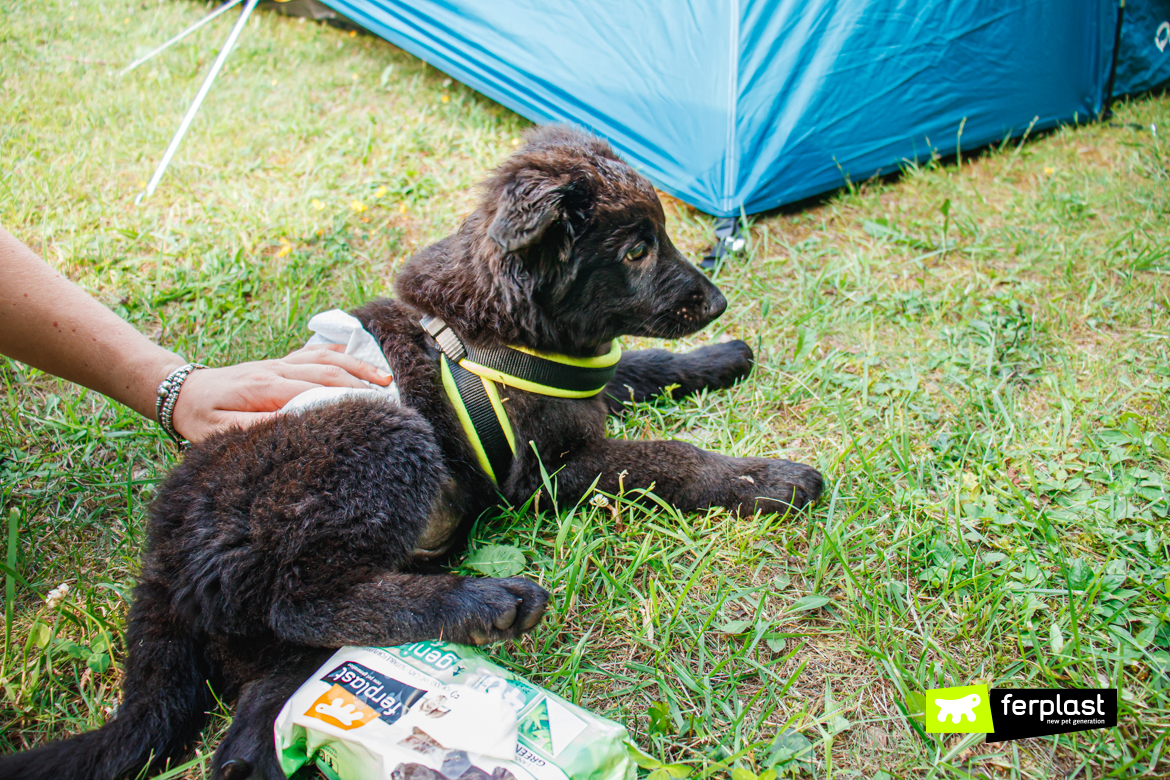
[{"xmin": 487, "ymin": 171, "xmax": 572, "ymax": 253}]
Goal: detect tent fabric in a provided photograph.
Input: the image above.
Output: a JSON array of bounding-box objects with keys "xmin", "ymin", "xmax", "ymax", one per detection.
[
  {"xmin": 317, "ymin": 0, "xmax": 1119, "ymax": 217},
  {"xmin": 1113, "ymin": 0, "xmax": 1170, "ymax": 98}
]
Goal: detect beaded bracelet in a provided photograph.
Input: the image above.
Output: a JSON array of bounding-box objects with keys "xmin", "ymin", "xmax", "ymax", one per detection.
[{"xmin": 155, "ymin": 362, "xmax": 207, "ymax": 447}]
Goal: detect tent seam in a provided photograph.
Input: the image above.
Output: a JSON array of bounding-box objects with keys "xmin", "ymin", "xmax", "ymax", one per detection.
[{"xmin": 724, "ymin": 0, "xmax": 739, "ymax": 214}]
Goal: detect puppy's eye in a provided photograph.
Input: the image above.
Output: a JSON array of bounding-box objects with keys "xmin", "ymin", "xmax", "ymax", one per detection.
[{"xmin": 624, "ymin": 243, "xmax": 650, "ymax": 262}]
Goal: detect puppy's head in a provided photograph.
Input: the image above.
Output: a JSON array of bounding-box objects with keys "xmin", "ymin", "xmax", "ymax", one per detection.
[{"xmin": 397, "ymin": 125, "xmax": 727, "ymax": 355}]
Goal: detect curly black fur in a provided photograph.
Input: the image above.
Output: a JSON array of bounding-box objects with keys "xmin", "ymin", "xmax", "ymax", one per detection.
[{"xmin": 0, "ymin": 126, "xmax": 822, "ymax": 780}]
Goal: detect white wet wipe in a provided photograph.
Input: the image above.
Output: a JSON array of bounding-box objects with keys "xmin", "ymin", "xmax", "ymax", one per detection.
[{"xmin": 280, "ymin": 309, "xmax": 401, "ymax": 414}]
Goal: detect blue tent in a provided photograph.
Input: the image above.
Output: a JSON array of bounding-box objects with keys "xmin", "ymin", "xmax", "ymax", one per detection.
[
  {"xmin": 296, "ymin": 1, "xmax": 1163, "ymax": 216},
  {"xmin": 1113, "ymin": 1, "xmax": 1170, "ymax": 98}
]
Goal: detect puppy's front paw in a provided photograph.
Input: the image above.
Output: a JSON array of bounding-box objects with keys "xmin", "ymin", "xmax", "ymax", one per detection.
[
  {"xmin": 733, "ymin": 458, "xmax": 823, "ymax": 516},
  {"xmin": 688, "ymin": 340, "xmax": 754, "ymax": 390},
  {"xmin": 449, "ymin": 577, "xmax": 549, "ymax": 646}
]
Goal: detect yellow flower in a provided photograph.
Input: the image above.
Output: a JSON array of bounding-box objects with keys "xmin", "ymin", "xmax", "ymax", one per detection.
[
  {"xmin": 277, "ymin": 244, "xmax": 292, "ymax": 258},
  {"xmin": 399, "ymin": 202, "xmax": 408, "ymax": 214},
  {"xmin": 1044, "ymin": 166, "xmax": 1055, "ymax": 175},
  {"xmin": 441, "ymin": 94, "xmax": 450, "ymax": 103},
  {"xmin": 374, "ymin": 186, "xmax": 387, "ymax": 198},
  {"xmin": 312, "ymin": 198, "xmax": 325, "ymax": 211},
  {"xmin": 350, "ymin": 200, "xmax": 367, "ymax": 213}
]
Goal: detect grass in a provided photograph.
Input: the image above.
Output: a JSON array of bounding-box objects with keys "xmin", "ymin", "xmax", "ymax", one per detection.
[{"xmin": 2, "ymin": 0, "xmax": 1169, "ymax": 777}]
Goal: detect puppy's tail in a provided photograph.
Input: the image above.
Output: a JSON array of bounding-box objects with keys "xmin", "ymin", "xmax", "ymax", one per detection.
[{"xmin": 0, "ymin": 581, "xmax": 214, "ymax": 780}]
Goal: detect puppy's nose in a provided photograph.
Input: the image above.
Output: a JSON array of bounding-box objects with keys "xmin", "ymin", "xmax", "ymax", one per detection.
[{"xmin": 705, "ymin": 290, "xmax": 728, "ymax": 320}]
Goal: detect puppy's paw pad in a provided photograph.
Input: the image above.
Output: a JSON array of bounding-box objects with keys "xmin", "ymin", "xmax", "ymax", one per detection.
[
  {"xmin": 214, "ymin": 755, "xmax": 285, "ymax": 780},
  {"xmin": 493, "ymin": 604, "xmax": 518, "ymax": 630},
  {"xmin": 219, "ymin": 760, "xmax": 253, "ymax": 780},
  {"xmin": 458, "ymin": 577, "xmax": 549, "ymax": 643},
  {"xmin": 213, "ymin": 728, "xmax": 286, "ymax": 780}
]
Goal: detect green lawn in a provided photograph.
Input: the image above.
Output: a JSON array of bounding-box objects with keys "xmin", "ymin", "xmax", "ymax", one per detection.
[{"xmin": 2, "ymin": 1, "xmax": 1169, "ymax": 778}]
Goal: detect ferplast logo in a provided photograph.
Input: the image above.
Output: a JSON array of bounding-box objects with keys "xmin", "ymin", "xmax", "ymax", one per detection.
[
  {"xmin": 926, "ymin": 684, "xmax": 994, "ymax": 734},
  {"xmin": 305, "ymin": 685, "xmax": 379, "ymax": 730},
  {"xmin": 986, "ymin": 688, "xmax": 1117, "ymax": 743},
  {"xmin": 921, "ymin": 685, "xmax": 1117, "ymax": 742},
  {"xmin": 315, "ymin": 661, "xmax": 427, "ymax": 727}
]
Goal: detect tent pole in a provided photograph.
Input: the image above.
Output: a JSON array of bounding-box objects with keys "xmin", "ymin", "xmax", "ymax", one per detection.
[
  {"xmin": 1100, "ymin": 0, "xmax": 1125, "ymax": 121},
  {"xmin": 135, "ymin": 0, "xmax": 261, "ymax": 206},
  {"xmin": 120, "ymin": 0, "xmax": 245, "ymax": 76}
]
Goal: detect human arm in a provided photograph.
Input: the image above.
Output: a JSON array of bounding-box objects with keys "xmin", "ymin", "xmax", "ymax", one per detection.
[{"xmin": 0, "ymin": 227, "xmax": 391, "ymax": 443}]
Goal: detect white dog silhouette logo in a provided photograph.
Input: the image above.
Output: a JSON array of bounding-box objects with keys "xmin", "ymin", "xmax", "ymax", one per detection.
[
  {"xmin": 934, "ymin": 693, "xmax": 982, "ymax": 724},
  {"xmin": 315, "ymin": 697, "xmax": 367, "ymax": 726}
]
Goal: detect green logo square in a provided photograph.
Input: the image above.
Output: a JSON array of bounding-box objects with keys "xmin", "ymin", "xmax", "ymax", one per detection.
[{"xmin": 926, "ymin": 684, "xmax": 994, "ymax": 733}]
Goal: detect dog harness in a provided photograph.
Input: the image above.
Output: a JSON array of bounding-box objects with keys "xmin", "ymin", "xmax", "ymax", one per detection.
[{"xmin": 421, "ymin": 316, "xmax": 621, "ymax": 485}]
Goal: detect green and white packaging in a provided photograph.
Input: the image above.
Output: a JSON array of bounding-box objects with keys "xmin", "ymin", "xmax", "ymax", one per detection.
[{"xmin": 275, "ymin": 642, "xmax": 634, "ymax": 780}]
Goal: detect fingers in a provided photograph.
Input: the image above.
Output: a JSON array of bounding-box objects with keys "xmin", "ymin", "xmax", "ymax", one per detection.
[
  {"xmin": 280, "ymin": 345, "xmax": 393, "ymax": 386},
  {"xmin": 167, "ymin": 346, "xmax": 393, "ymax": 445},
  {"xmin": 269, "ymin": 361, "xmax": 371, "ymax": 390},
  {"xmin": 283, "ymin": 343, "xmax": 346, "ymax": 358},
  {"xmin": 171, "ymin": 371, "xmax": 310, "ymax": 442},
  {"xmin": 246, "ymin": 375, "xmax": 339, "ymax": 409}
]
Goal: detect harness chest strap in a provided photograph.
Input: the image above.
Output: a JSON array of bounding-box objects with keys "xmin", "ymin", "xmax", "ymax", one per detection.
[
  {"xmin": 439, "ymin": 355, "xmax": 515, "ymax": 486},
  {"xmin": 421, "ymin": 316, "xmax": 621, "ymax": 484}
]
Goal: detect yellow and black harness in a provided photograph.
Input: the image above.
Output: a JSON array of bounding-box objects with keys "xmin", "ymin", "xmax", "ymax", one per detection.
[{"xmin": 422, "ymin": 316, "xmax": 621, "ymax": 484}]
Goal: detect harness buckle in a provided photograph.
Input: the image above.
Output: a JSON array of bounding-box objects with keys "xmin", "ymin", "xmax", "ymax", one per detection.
[{"xmin": 421, "ymin": 315, "xmax": 467, "ymax": 362}]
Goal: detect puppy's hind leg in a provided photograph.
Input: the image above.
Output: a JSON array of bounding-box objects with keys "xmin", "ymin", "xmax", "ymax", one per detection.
[
  {"xmin": 258, "ymin": 401, "xmax": 550, "ymax": 650},
  {"xmin": 211, "ymin": 650, "xmax": 333, "ymax": 780},
  {"xmin": 0, "ymin": 580, "xmax": 214, "ymax": 780}
]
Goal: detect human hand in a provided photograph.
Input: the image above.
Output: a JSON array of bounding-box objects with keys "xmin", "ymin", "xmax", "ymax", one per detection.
[{"xmin": 169, "ymin": 344, "xmax": 393, "ymax": 444}]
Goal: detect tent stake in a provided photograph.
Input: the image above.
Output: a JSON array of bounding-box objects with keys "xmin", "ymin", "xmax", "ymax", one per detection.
[
  {"xmin": 135, "ymin": 0, "xmax": 260, "ymax": 206},
  {"xmin": 120, "ymin": 0, "xmax": 244, "ymax": 76}
]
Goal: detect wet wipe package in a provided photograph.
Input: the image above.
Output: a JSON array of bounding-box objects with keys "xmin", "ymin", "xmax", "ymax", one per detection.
[{"xmin": 275, "ymin": 643, "xmax": 634, "ymax": 780}]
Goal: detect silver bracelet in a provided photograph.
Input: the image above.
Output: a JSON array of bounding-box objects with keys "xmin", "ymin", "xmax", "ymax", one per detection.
[{"xmin": 155, "ymin": 363, "xmax": 207, "ymax": 447}]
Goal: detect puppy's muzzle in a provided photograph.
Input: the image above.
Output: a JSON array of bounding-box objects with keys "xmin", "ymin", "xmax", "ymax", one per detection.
[
  {"xmin": 683, "ymin": 287, "xmax": 728, "ymax": 325},
  {"xmin": 705, "ymin": 289, "xmax": 728, "ymax": 320}
]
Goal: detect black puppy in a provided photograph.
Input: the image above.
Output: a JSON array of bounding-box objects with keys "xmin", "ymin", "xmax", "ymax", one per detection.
[{"xmin": 0, "ymin": 126, "xmax": 822, "ymax": 780}]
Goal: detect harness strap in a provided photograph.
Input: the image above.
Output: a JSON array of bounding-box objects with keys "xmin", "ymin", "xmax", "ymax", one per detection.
[
  {"xmin": 422, "ymin": 315, "xmax": 620, "ymax": 484},
  {"xmin": 439, "ymin": 355, "xmax": 515, "ymax": 484},
  {"xmin": 460, "ymin": 341, "xmax": 620, "ymax": 398}
]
